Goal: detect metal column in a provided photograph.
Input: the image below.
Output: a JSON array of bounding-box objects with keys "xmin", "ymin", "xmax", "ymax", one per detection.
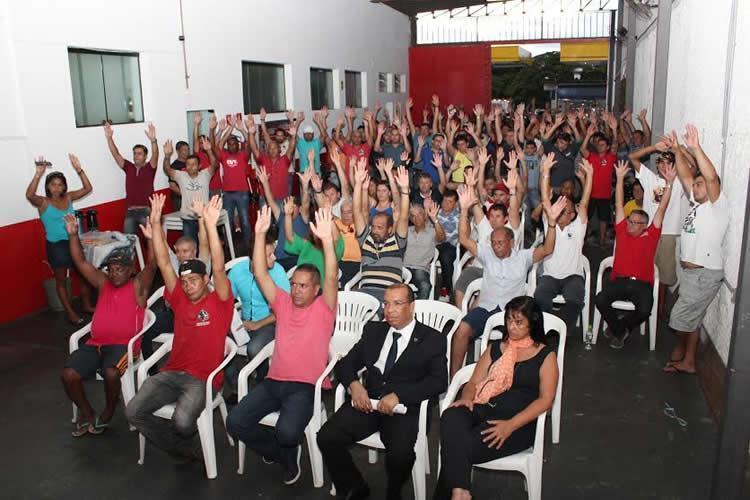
[{"xmin": 649, "ymin": 0, "xmax": 672, "ymax": 141}]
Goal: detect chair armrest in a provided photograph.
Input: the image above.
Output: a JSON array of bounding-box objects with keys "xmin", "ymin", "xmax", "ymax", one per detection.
[
  {"xmin": 68, "ymin": 322, "xmax": 92, "ymax": 354},
  {"xmin": 334, "ymin": 383, "xmax": 346, "ymax": 412},
  {"xmin": 237, "ymin": 340, "xmax": 275, "ymax": 399},
  {"xmin": 136, "ymin": 335, "xmax": 174, "ymax": 389},
  {"xmin": 205, "ymin": 338, "xmax": 238, "ymax": 408},
  {"xmin": 417, "ymin": 399, "xmax": 429, "ymax": 437},
  {"xmin": 439, "ymin": 364, "xmax": 475, "ymax": 414},
  {"xmin": 128, "ymin": 310, "xmax": 156, "ymax": 368},
  {"xmin": 344, "ymin": 271, "xmax": 363, "ymax": 291},
  {"xmin": 312, "ymin": 353, "xmax": 340, "ymax": 430},
  {"xmin": 147, "ymin": 286, "xmax": 165, "ymax": 308}
]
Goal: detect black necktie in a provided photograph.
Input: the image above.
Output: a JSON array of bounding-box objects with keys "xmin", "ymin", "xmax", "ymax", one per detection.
[{"xmin": 383, "ymin": 331, "xmax": 402, "ymax": 374}]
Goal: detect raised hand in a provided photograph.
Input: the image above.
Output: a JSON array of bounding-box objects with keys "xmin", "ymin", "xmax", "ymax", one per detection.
[
  {"xmin": 33, "ymin": 156, "xmax": 48, "ymax": 176},
  {"xmin": 191, "ymin": 197, "xmax": 206, "ymax": 218},
  {"xmin": 683, "ymin": 123, "xmax": 700, "ymax": 149},
  {"xmin": 139, "ymin": 219, "xmax": 153, "ymax": 240},
  {"xmin": 431, "ymin": 152, "xmax": 443, "ymax": 168},
  {"xmin": 297, "ymin": 111, "xmax": 305, "ymax": 122},
  {"xmin": 227, "ymin": 114, "xmax": 236, "ymax": 128},
  {"xmin": 614, "ymin": 159, "xmax": 629, "ymax": 179},
  {"xmin": 203, "ymin": 194, "xmax": 223, "ymax": 227},
  {"xmin": 345, "ymin": 106, "xmax": 355, "ymax": 119},
  {"xmin": 406, "ymin": 97, "xmax": 414, "ymax": 109},
  {"xmin": 473, "ymin": 104, "xmax": 484, "ymax": 117},
  {"xmin": 466, "ymin": 122, "xmax": 476, "ymax": 136},
  {"xmin": 424, "ymin": 198, "xmax": 438, "ymax": 220},
  {"xmin": 545, "ymin": 196, "xmax": 567, "ymax": 225},
  {"xmin": 148, "ymin": 193, "xmax": 166, "ymax": 225},
  {"xmin": 199, "ymin": 136, "xmax": 211, "ymax": 151},
  {"xmin": 288, "ymin": 123, "xmax": 297, "ymax": 137},
  {"xmin": 63, "ymin": 214, "xmax": 78, "ymax": 236},
  {"xmin": 504, "ymin": 150, "xmax": 519, "ymax": 171},
  {"xmin": 353, "ymin": 159, "xmax": 368, "ymax": 186},
  {"xmin": 457, "ymin": 184, "xmax": 476, "ymax": 210},
  {"xmin": 399, "ymin": 151, "xmax": 410, "ymax": 164},
  {"xmin": 506, "ymin": 168, "xmax": 519, "ymax": 191},
  {"xmin": 311, "ymin": 172, "xmax": 323, "ymax": 193},
  {"xmin": 417, "ymin": 135, "xmax": 426, "ymax": 147},
  {"xmin": 309, "ymin": 207, "xmax": 334, "ymax": 242},
  {"xmin": 283, "ymin": 196, "xmax": 295, "ymax": 216},
  {"xmin": 377, "ymin": 121, "xmax": 386, "ymax": 135},
  {"xmin": 285, "ymin": 110, "xmax": 295, "ymax": 122},
  {"xmin": 296, "ymin": 167, "xmax": 312, "ymax": 187},
  {"xmin": 393, "ymin": 166, "xmax": 409, "ymax": 191},
  {"xmin": 209, "ymin": 113, "xmax": 218, "ymax": 130},
  {"xmin": 255, "ymin": 205, "xmax": 272, "ymax": 234},
  {"xmin": 145, "ymin": 123, "xmax": 156, "ymax": 142},
  {"xmin": 363, "ymin": 110, "xmax": 373, "ymax": 122},
  {"xmin": 259, "ymin": 108, "xmax": 267, "ymax": 122},
  {"xmin": 477, "ymin": 147, "xmax": 490, "ymax": 166},
  {"xmin": 321, "ymin": 105, "xmax": 329, "ymax": 119},
  {"xmin": 638, "ymin": 109, "xmax": 648, "ymax": 121},
  {"xmin": 193, "ymin": 113, "xmax": 202, "ymax": 126},
  {"xmin": 464, "ymin": 166, "xmax": 477, "ymax": 188},
  {"xmin": 68, "ymin": 154, "xmax": 82, "ymax": 173},
  {"xmin": 306, "ymin": 148, "xmax": 316, "ymax": 166},
  {"xmin": 103, "ymin": 122, "xmax": 114, "ymax": 138},
  {"xmin": 399, "ymin": 122, "xmax": 408, "ymax": 137},
  {"xmin": 163, "ymin": 139, "xmax": 174, "ymax": 157},
  {"xmin": 662, "ymin": 163, "xmax": 677, "ymax": 185},
  {"xmin": 219, "ymin": 117, "xmax": 227, "ymax": 130},
  {"xmin": 541, "ymin": 152, "xmax": 557, "ymax": 173},
  {"xmin": 431, "ymin": 94, "xmax": 440, "ymax": 107},
  {"xmin": 577, "ymin": 158, "xmax": 593, "ymax": 180}
]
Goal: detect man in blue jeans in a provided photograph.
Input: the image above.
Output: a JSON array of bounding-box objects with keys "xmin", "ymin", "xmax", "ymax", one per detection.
[{"xmin": 227, "ymin": 206, "xmax": 338, "ymax": 485}]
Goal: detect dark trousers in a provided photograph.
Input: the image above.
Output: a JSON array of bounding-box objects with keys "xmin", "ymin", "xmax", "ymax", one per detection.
[
  {"xmin": 226, "ymin": 379, "xmax": 314, "ymax": 471},
  {"xmin": 317, "ymin": 403, "xmax": 419, "ymax": 499},
  {"xmin": 434, "ymin": 406, "xmax": 533, "ymax": 499},
  {"xmin": 595, "ymin": 277, "xmax": 653, "ymax": 338},
  {"xmin": 534, "ymin": 274, "xmax": 585, "ymax": 334},
  {"xmin": 339, "ymin": 260, "xmax": 361, "ymax": 289},
  {"xmin": 436, "ymin": 242, "xmax": 456, "ymax": 293}
]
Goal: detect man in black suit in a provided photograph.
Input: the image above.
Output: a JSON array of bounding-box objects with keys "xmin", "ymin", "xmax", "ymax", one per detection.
[{"xmin": 317, "ymin": 283, "xmax": 448, "ymax": 500}]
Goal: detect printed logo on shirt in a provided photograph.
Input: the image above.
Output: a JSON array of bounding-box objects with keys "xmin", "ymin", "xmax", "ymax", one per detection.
[
  {"xmin": 196, "ymin": 309, "xmax": 211, "ymax": 326},
  {"xmin": 225, "ymin": 158, "xmax": 238, "ymax": 168},
  {"xmin": 682, "ymin": 203, "xmax": 698, "ymax": 234},
  {"xmin": 185, "ymin": 179, "xmax": 202, "ymax": 192}
]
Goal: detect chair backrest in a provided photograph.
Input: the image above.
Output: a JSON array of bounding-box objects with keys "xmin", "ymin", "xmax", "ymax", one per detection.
[
  {"xmin": 461, "ymin": 278, "xmax": 483, "ymax": 315},
  {"xmin": 334, "ymin": 291, "xmax": 380, "ymax": 337},
  {"xmin": 225, "ymin": 256, "xmax": 249, "ymax": 272},
  {"xmin": 479, "ymin": 311, "xmax": 506, "ymax": 353},
  {"xmin": 229, "ymin": 308, "xmax": 250, "ymax": 347},
  {"xmin": 286, "ymin": 265, "xmax": 298, "ymax": 280},
  {"xmin": 401, "ymin": 267, "xmax": 413, "ymax": 284},
  {"xmin": 414, "ymin": 300, "xmax": 463, "ymax": 374},
  {"xmin": 428, "ymin": 248, "xmax": 440, "ymax": 292},
  {"xmin": 147, "ymin": 285, "xmax": 165, "ymax": 308},
  {"xmin": 452, "ymin": 251, "xmax": 474, "ymax": 287}
]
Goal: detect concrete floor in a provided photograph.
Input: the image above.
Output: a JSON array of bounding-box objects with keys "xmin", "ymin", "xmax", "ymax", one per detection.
[{"xmin": 0, "ymin": 245, "xmax": 719, "ymax": 500}]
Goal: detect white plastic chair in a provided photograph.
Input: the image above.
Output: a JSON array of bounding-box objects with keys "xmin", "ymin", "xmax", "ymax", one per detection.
[
  {"xmin": 478, "ymin": 312, "xmax": 566, "ymax": 444},
  {"xmin": 344, "ymin": 267, "xmax": 413, "ymax": 292},
  {"xmin": 427, "ymin": 249, "xmax": 440, "ymax": 299},
  {"xmin": 237, "ymin": 337, "xmax": 342, "ymax": 488},
  {"xmin": 460, "ymin": 278, "xmax": 483, "ymax": 316},
  {"xmin": 414, "ymin": 300, "xmax": 463, "ymax": 378},
  {"xmin": 335, "ymin": 291, "xmax": 380, "ymax": 340},
  {"xmin": 136, "ymin": 335, "xmax": 237, "ymax": 479},
  {"xmin": 528, "ymin": 255, "xmax": 592, "ymax": 341},
  {"xmin": 225, "ymin": 256, "xmax": 249, "ymax": 272},
  {"xmin": 332, "ymin": 384, "xmax": 429, "ymax": 500},
  {"xmin": 69, "ymin": 309, "xmax": 156, "ymax": 424},
  {"xmin": 163, "ymin": 209, "xmax": 236, "ymax": 259},
  {"xmin": 452, "ymin": 251, "xmax": 474, "ymax": 288},
  {"xmin": 439, "ymin": 364, "xmax": 547, "ymax": 500},
  {"xmin": 592, "ymin": 256, "xmax": 659, "ymax": 350}
]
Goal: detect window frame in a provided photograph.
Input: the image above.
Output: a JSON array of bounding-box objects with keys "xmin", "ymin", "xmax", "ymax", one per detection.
[
  {"xmin": 344, "ymin": 70, "xmax": 363, "ymax": 108},
  {"xmin": 241, "ymin": 61, "xmax": 288, "ymax": 115},
  {"xmin": 67, "ymin": 47, "xmax": 145, "ymax": 128},
  {"xmin": 309, "ymin": 67, "xmax": 334, "ymax": 110}
]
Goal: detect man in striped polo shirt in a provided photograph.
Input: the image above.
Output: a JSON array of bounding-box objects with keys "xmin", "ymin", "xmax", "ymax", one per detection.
[{"xmin": 352, "ymin": 161, "xmax": 411, "ymax": 303}]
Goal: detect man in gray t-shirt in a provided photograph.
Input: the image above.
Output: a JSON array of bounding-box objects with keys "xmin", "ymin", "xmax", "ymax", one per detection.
[{"xmin": 163, "ymin": 138, "xmax": 217, "ymax": 243}]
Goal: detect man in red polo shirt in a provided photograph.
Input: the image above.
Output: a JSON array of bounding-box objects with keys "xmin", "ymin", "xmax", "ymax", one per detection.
[
  {"xmin": 246, "ymin": 115, "xmax": 297, "ymax": 202},
  {"xmin": 126, "ymin": 193, "xmax": 233, "ymax": 462},
  {"xmin": 215, "ymin": 115, "xmax": 254, "ymax": 247},
  {"xmin": 594, "ymin": 159, "xmax": 676, "ymax": 349},
  {"xmin": 581, "ymin": 120, "xmax": 618, "ymax": 248},
  {"xmin": 104, "ymin": 121, "xmax": 158, "ymax": 235}
]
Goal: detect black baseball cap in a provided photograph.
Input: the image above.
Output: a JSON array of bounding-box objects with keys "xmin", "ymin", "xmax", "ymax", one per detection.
[{"xmin": 179, "ymin": 259, "xmax": 207, "ymax": 277}]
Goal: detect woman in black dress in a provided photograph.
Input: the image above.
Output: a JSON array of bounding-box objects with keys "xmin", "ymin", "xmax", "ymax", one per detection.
[{"xmin": 434, "ymin": 296, "xmax": 559, "ymax": 500}]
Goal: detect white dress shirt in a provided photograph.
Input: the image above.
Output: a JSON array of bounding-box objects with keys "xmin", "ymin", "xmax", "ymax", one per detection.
[{"xmin": 374, "ymin": 319, "xmax": 416, "ymax": 372}]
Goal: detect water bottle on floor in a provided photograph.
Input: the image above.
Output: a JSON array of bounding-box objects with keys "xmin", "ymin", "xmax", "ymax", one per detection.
[{"xmin": 584, "ymin": 324, "xmax": 593, "ymax": 351}]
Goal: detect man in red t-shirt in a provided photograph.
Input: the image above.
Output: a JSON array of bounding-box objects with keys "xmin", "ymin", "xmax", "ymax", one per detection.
[
  {"xmin": 126, "ymin": 193, "xmax": 233, "ymax": 462},
  {"xmin": 594, "ymin": 159, "xmax": 676, "ymax": 349},
  {"xmin": 582, "ymin": 122, "xmax": 618, "ymax": 247},
  {"xmin": 247, "ymin": 116, "xmax": 297, "ymax": 202}
]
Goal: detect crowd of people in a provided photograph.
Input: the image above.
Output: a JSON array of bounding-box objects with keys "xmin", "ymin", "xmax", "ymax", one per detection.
[{"xmin": 31, "ymin": 94, "xmax": 729, "ymax": 499}]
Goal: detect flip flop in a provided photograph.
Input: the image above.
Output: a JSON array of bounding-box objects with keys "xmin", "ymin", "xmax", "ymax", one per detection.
[
  {"xmin": 663, "ymin": 364, "xmax": 696, "ymax": 375},
  {"xmin": 88, "ymin": 417, "xmax": 109, "ymax": 435},
  {"xmin": 71, "ymin": 421, "xmax": 91, "ymax": 437}
]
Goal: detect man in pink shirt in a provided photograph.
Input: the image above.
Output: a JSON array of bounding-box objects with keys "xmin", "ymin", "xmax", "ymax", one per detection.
[{"xmin": 227, "ymin": 205, "xmax": 338, "ymax": 486}]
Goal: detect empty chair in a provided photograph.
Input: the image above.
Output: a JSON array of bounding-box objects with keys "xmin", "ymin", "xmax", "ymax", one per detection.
[{"xmin": 414, "ymin": 300, "xmax": 463, "ymax": 377}]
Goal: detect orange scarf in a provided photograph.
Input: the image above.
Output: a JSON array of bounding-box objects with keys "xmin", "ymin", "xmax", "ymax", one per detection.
[{"xmin": 473, "ymin": 337, "xmax": 535, "ymax": 404}]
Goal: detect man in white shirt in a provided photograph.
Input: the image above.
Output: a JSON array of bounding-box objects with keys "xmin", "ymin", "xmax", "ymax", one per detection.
[
  {"xmin": 663, "ymin": 126, "xmax": 728, "ymax": 375},
  {"xmin": 629, "ymin": 143, "xmax": 688, "ymax": 316},
  {"xmin": 534, "ymin": 157, "xmax": 593, "ymax": 334},
  {"xmin": 317, "ymin": 284, "xmax": 447, "ymax": 500},
  {"xmin": 449, "ymin": 178, "xmax": 566, "ymax": 376}
]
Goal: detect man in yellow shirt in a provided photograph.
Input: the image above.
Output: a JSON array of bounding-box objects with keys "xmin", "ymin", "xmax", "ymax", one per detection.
[{"xmin": 624, "ymin": 180, "xmax": 644, "ymax": 217}]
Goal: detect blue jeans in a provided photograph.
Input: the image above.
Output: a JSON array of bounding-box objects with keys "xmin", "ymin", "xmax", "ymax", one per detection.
[
  {"xmin": 534, "ymin": 274, "xmax": 585, "ymax": 333},
  {"xmin": 123, "ymin": 207, "xmax": 150, "ymax": 235},
  {"xmin": 524, "ymin": 189, "xmax": 541, "ymax": 234},
  {"xmin": 125, "ymin": 371, "xmax": 207, "ymax": 458},
  {"xmin": 226, "ymin": 379, "xmax": 314, "ymax": 471},
  {"xmin": 408, "ymin": 268, "xmax": 432, "ymax": 300},
  {"xmin": 222, "ymin": 191, "xmax": 251, "ymax": 244}
]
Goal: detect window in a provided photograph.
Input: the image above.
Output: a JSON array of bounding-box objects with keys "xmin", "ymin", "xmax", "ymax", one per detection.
[
  {"xmin": 395, "ymin": 74, "xmax": 405, "ymax": 93},
  {"xmin": 378, "ymin": 72, "xmax": 388, "ymax": 93},
  {"xmin": 242, "ymin": 62, "xmax": 286, "ymax": 114},
  {"xmin": 310, "ymin": 67, "xmax": 333, "ymax": 110},
  {"xmin": 68, "ymin": 48, "xmax": 144, "ymax": 127},
  {"xmin": 345, "ymin": 71, "xmax": 362, "ymax": 108}
]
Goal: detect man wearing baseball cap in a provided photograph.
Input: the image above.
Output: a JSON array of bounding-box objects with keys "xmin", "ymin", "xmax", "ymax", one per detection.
[{"xmin": 126, "ymin": 194, "xmax": 234, "ymax": 463}]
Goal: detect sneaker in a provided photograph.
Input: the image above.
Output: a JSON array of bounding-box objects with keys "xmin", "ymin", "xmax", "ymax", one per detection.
[
  {"xmin": 262, "ymin": 456, "xmax": 275, "ymax": 465},
  {"xmin": 609, "ymin": 330, "xmax": 630, "ymax": 349},
  {"xmin": 283, "ymin": 446, "xmax": 302, "ymax": 485}
]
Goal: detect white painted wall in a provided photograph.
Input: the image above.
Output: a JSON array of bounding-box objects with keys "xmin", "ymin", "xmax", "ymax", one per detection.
[{"xmin": 0, "ymin": 0, "xmax": 409, "ymax": 227}]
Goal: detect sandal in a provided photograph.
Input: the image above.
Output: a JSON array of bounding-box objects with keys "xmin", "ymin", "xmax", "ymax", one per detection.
[
  {"xmin": 71, "ymin": 421, "xmax": 91, "ymax": 437},
  {"xmin": 663, "ymin": 363, "xmax": 696, "ymax": 375},
  {"xmin": 88, "ymin": 417, "xmax": 109, "ymax": 435}
]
